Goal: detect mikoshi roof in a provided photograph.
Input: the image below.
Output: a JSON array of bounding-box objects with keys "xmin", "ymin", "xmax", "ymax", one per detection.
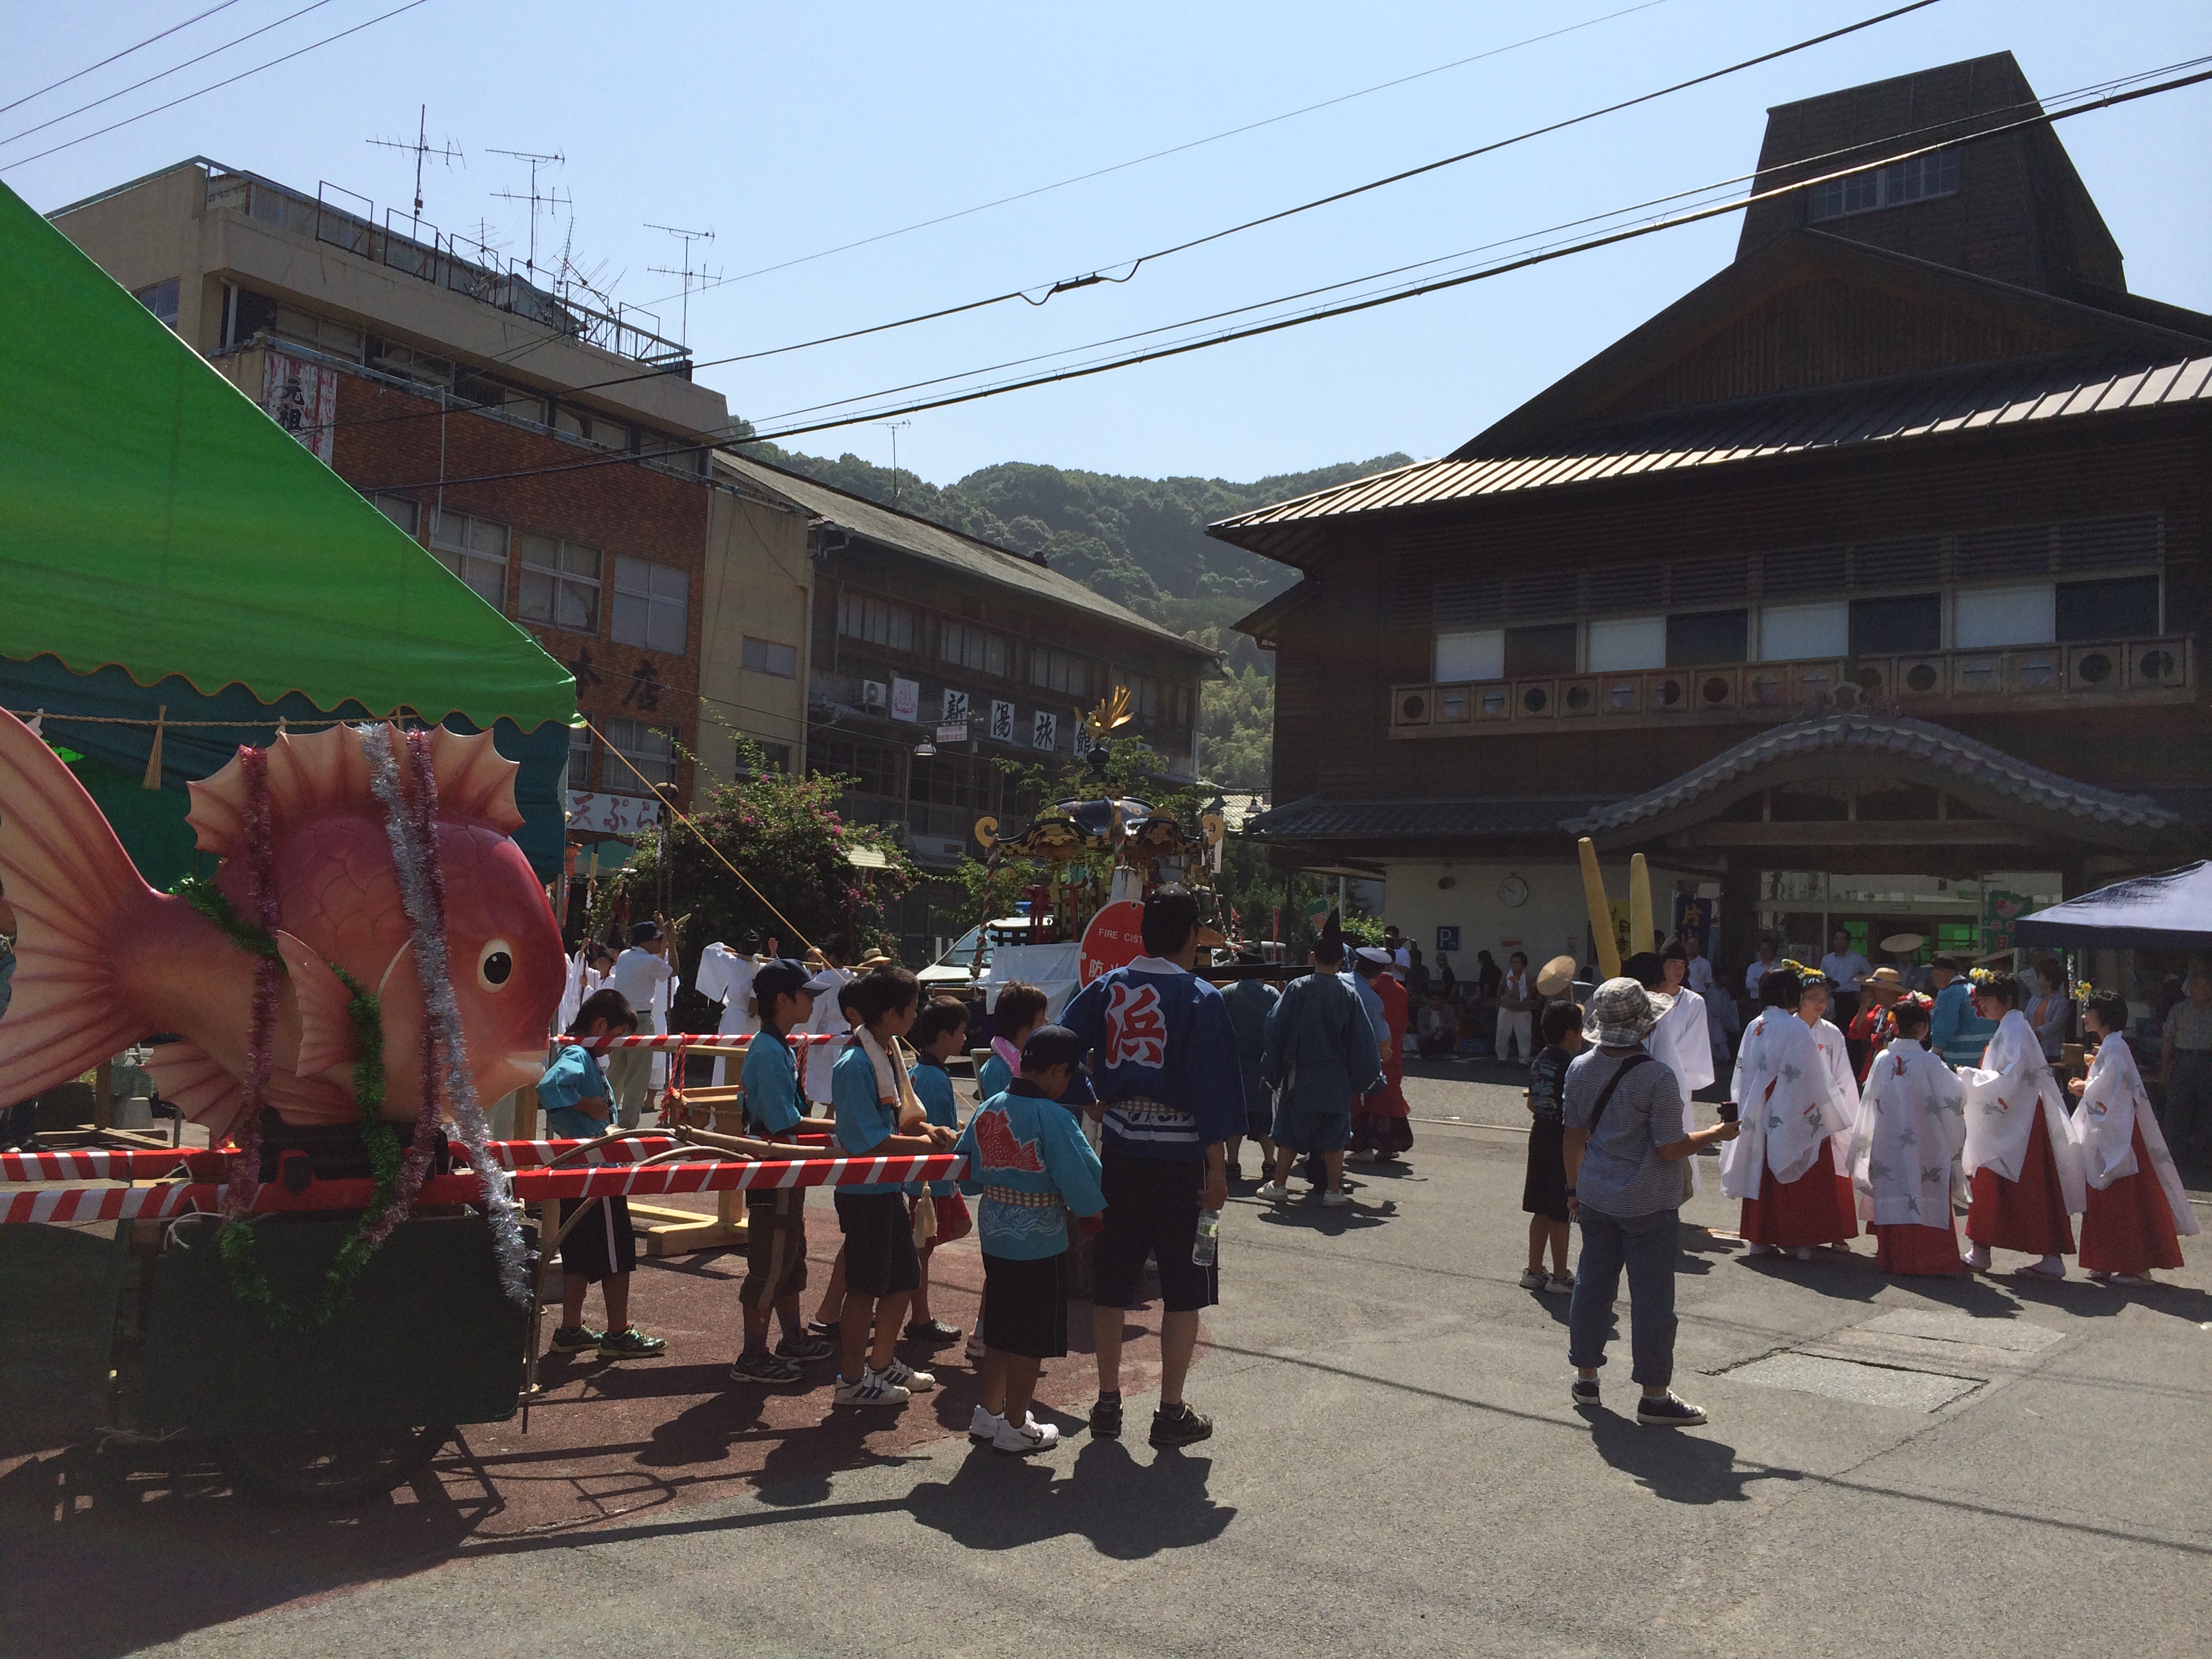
[
  {"xmin": 0, "ymin": 179, "xmax": 575, "ymax": 732},
  {"xmin": 2013, "ymin": 861, "xmax": 2212, "ymax": 951}
]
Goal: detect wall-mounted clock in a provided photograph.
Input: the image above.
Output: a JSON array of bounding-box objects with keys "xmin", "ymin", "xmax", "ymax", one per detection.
[{"xmin": 1498, "ymin": 874, "xmax": 1530, "ymax": 909}]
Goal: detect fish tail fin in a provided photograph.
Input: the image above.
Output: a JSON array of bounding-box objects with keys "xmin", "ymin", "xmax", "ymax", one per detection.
[{"xmin": 0, "ymin": 708, "xmax": 155, "ymax": 1096}]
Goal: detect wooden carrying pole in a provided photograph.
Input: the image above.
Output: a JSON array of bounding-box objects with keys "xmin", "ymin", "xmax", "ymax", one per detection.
[{"xmin": 1577, "ymin": 837, "xmax": 1621, "ymax": 981}]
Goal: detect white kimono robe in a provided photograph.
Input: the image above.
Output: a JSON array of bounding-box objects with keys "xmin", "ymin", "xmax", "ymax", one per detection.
[
  {"xmin": 649, "ymin": 968, "xmax": 679, "ymax": 1090},
  {"xmin": 801, "ymin": 965, "xmax": 853, "ymax": 1104},
  {"xmin": 2069, "ymin": 1033, "xmax": 2198, "ymax": 1237},
  {"xmin": 694, "ymin": 943, "xmax": 761, "ymax": 1086},
  {"xmin": 1957, "ymin": 1008, "xmax": 2086, "ymax": 1214},
  {"xmin": 1804, "ymin": 1014, "xmax": 1860, "ymax": 1170},
  {"xmin": 1647, "ymin": 987, "xmax": 1715, "ymax": 1191},
  {"xmin": 1852, "ymin": 1040, "xmax": 1967, "ymax": 1226},
  {"xmin": 1721, "ymin": 1008, "xmax": 1849, "ymax": 1200}
]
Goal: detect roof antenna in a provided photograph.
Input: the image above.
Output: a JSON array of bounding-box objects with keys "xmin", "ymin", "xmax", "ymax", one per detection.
[
  {"xmin": 873, "ymin": 419, "xmax": 912, "ymax": 510},
  {"xmin": 367, "ymin": 104, "xmax": 462, "ymax": 236},
  {"xmin": 646, "ymin": 223, "xmax": 718, "ymax": 348},
  {"xmin": 489, "ymin": 147, "xmax": 566, "ymax": 279}
]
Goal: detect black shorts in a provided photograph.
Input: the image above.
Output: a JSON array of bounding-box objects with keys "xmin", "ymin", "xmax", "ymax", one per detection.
[
  {"xmin": 741, "ymin": 1188, "xmax": 808, "ymax": 1309},
  {"xmin": 1094, "ymin": 1151, "xmax": 1217, "ymax": 1313},
  {"xmin": 834, "ymin": 1189, "xmax": 920, "ymax": 1299},
  {"xmin": 558, "ymin": 1195, "xmax": 635, "ymax": 1283},
  {"xmin": 981, "ymin": 1251, "xmax": 1069, "ymax": 1359}
]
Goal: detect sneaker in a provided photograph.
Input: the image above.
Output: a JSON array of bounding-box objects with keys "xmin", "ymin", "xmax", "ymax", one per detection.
[
  {"xmin": 1637, "ymin": 1391, "xmax": 1708, "ymax": 1427},
  {"xmin": 1225, "ymin": 1162, "xmax": 1244, "ymax": 1184},
  {"xmin": 775, "ymin": 1332, "xmax": 835, "ymax": 1362},
  {"xmin": 969, "ymin": 1404, "xmax": 1005, "ymax": 1442},
  {"xmin": 808, "ymin": 1318, "xmax": 842, "ymax": 1340},
  {"xmin": 1149, "ymin": 1402, "xmax": 1214, "ymax": 1447},
  {"xmin": 731, "ymin": 1351, "xmax": 803, "ymax": 1385},
  {"xmin": 904, "ymin": 1317, "xmax": 962, "ymax": 1346},
  {"xmin": 1544, "ymin": 1274, "xmax": 1574, "ymax": 1296},
  {"xmin": 877, "ymin": 1356, "xmax": 936, "ymax": 1393},
  {"xmin": 598, "ymin": 1326, "xmax": 668, "ymax": 1359},
  {"xmin": 1089, "ymin": 1395, "xmax": 1123, "ymax": 1439},
  {"xmin": 994, "ymin": 1414, "xmax": 1061, "ymax": 1455},
  {"xmin": 1570, "ymin": 1376, "xmax": 1601, "ymax": 1408},
  {"xmin": 1518, "ymin": 1269, "xmax": 1547, "ymax": 1290},
  {"xmin": 1322, "ymin": 1189, "xmax": 1353, "ymax": 1208},
  {"xmin": 833, "ymin": 1368, "xmax": 910, "ymax": 1407},
  {"xmin": 548, "ymin": 1324, "xmax": 604, "ymax": 1355},
  {"xmin": 965, "ymin": 1332, "xmax": 987, "ymax": 1363},
  {"xmin": 1256, "ymin": 1181, "xmax": 1290, "ymax": 1202}
]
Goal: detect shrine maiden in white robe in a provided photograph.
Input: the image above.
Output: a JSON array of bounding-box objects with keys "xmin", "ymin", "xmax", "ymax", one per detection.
[
  {"xmin": 1853, "ymin": 1040, "xmax": 1967, "ymax": 1226},
  {"xmin": 1805, "ymin": 1013, "xmax": 1859, "ymax": 1169},
  {"xmin": 1721, "ymin": 1007, "xmax": 1850, "ymax": 1199},
  {"xmin": 2070, "ymin": 1031, "xmax": 2197, "ymax": 1237},
  {"xmin": 1957, "ymin": 1008, "xmax": 2085, "ymax": 1214},
  {"xmin": 1647, "ymin": 985, "xmax": 1715, "ymax": 1191}
]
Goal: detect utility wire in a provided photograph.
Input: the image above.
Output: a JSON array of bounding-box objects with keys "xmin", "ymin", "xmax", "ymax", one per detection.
[
  {"xmin": 0, "ymin": 0, "xmax": 245, "ymax": 119},
  {"xmin": 0, "ymin": 0, "xmax": 336, "ymax": 150},
  {"xmin": 636, "ymin": 0, "xmax": 1670, "ymax": 310},
  {"xmin": 0, "ymin": 0, "xmax": 428, "ymax": 171},
  {"xmin": 357, "ymin": 65, "xmax": 2212, "ymax": 492},
  {"xmin": 304, "ymin": 54, "xmax": 2200, "ymax": 447}
]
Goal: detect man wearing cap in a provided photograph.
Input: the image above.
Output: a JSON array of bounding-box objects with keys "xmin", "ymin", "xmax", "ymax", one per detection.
[
  {"xmin": 1563, "ymin": 979, "xmax": 1740, "ymax": 1427},
  {"xmin": 1059, "ymin": 885, "xmax": 1245, "ymax": 1448},
  {"xmin": 605, "ymin": 920, "xmax": 674, "ymax": 1128}
]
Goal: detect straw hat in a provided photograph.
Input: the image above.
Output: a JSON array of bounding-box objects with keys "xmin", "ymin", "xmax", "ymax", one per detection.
[
  {"xmin": 1536, "ymin": 954, "xmax": 1578, "ymax": 997},
  {"xmin": 1863, "ymin": 966, "xmax": 1906, "ymax": 1000},
  {"xmin": 1879, "ymin": 931, "xmax": 1925, "ymax": 954}
]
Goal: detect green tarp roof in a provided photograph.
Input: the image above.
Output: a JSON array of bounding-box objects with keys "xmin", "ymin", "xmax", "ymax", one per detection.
[{"xmin": 0, "ymin": 178, "xmax": 574, "ymax": 733}]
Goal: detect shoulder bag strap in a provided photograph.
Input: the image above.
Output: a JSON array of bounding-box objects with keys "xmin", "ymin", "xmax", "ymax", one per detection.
[{"xmin": 1586, "ymin": 1050, "xmax": 1655, "ymax": 1136}]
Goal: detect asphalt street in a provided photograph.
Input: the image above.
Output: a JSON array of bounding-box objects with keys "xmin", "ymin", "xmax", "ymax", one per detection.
[{"xmin": 9, "ymin": 1064, "xmax": 2211, "ymax": 1658}]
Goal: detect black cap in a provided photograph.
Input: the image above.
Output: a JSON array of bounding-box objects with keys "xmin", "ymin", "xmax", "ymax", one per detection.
[
  {"xmin": 628, "ymin": 920, "xmax": 663, "ymax": 945},
  {"xmin": 752, "ymin": 958, "xmax": 815, "ymax": 1009},
  {"xmin": 1021, "ymin": 1024, "xmax": 1086, "ymax": 1071}
]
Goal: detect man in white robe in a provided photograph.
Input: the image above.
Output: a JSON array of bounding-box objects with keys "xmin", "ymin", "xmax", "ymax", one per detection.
[
  {"xmin": 1631, "ymin": 950, "xmax": 1713, "ymax": 1197},
  {"xmin": 695, "ymin": 933, "xmax": 767, "ymax": 1087},
  {"xmin": 800, "ymin": 934, "xmax": 857, "ymax": 1105}
]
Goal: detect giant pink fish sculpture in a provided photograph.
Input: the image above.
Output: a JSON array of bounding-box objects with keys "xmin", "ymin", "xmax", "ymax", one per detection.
[{"xmin": 0, "ymin": 712, "xmax": 564, "ymax": 1135}]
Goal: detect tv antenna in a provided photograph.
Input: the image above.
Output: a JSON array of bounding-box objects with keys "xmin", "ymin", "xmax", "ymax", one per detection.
[
  {"xmin": 646, "ymin": 223, "xmax": 718, "ymax": 346},
  {"xmin": 367, "ymin": 104, "xmax": 462, "ymax": 234},
  {"xmin": 875, "ymin": 420, "xmax": 912, "ymax": 510},
  {"xmin": 488, "ymin": 147, "xmax": 565, "ymax": 278}
]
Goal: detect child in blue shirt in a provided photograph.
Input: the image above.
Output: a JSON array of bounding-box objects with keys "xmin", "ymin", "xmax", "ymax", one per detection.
[
  {"xmin": 905, "ymin": 997, "xmax": 974, "ymax": 1347},
  {"xmin": 954, "ymin": 1025, "xmax": 1106, "ymax": 1454},
  {"xmin": 730, "ymin": 960, "xmax": 842, "ymax": 1385},
  {"xmin": 830, "ymin": 964, "xmax": 958, "ymax": 1407},
  {"xmin": 537, "ymin": 989, "xmax": 666, "ymax": 1361}
]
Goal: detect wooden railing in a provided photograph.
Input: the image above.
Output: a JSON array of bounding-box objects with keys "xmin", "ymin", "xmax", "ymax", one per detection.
[{"xmin": 1390, "ymin": 635, "xmax": 2194, "ymax": 736}]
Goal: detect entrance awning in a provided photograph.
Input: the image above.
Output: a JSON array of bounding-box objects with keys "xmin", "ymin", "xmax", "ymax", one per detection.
[{"xmin": 2013, "ymin": 861, "xmax": 2212, "ymax": 951}]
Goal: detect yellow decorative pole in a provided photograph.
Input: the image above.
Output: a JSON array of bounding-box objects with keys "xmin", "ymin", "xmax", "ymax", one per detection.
[
  {"xmin": 1629, "ymin": 853, "xmax": 1654, "ymax": 961},
  {"xmin": 1578, "ymin": 837, "xmax": 1621, "ymax": 981}
]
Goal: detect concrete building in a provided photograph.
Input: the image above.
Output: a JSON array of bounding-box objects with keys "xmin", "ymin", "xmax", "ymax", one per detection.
[{"xmin": 49, "ymin": 158, "xmax": 809, "ymax": 870}]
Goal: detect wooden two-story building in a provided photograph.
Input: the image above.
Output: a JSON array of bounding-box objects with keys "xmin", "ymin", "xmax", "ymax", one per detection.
[{"xmin": 1217, "ymin": 54, "xmax": 2210, "ymax": 977}]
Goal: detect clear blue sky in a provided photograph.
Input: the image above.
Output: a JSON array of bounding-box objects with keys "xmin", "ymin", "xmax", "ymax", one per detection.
[{"xmin": 7, "ymin": 1, "xmax": 2208, "ymax": 488}]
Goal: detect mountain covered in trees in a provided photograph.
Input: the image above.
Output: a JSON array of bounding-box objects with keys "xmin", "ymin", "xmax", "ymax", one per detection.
[{"xmin": 740, "ymin": 443, "xmax": 1412, "ymax": 790}]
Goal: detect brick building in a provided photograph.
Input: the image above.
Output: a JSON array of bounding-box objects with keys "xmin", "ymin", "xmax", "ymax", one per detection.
[{"xmin": 1216, "ymin": 55, "xmax": 2211, "ymax": 979}]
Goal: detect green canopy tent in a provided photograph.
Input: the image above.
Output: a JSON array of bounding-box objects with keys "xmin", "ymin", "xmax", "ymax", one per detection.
[{"xmin": 0, "ymin": 178, "xmax": 575, "ymax": 881}]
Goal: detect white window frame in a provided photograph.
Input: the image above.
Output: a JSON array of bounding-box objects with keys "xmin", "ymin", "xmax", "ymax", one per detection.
[
  {"xmin": 611, "ymin": 555, "xmax": 689, "ymax": 655},
  {"xmin": 518, "ymin": 533, "xmax": 603, "ymax": 635},
  {"xmin": 1587, "ymin": 615, "xmax": 1666, "ymax": 672},
  {"xmin": 741, "ymin": 636, "xmax": 798, "ymax": 677},
  {"xmin": 1434, "ymin": 628, "xmax": 1504, "ymax": 683},
  {"xmin": 1953, "ymin": 583, "xmax": 2055, "ymax": 649},
  {"xmin": 428, "ymin": 508, "xmax": 510, "ymax": 610},
  {"xmin": 600, "ymin": 716, "xmax": 675, "ymax": 791}
]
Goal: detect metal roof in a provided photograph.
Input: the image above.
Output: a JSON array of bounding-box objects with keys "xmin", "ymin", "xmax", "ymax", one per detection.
[
  {"xmin": 1209, "ymin": 351, "xmax": 2212, "ymax": 555},
  {"xmin": 714, "ymin": 452, "xmax": 1215, "ymax": 659},
  {"xmin": 1565, "ymin": 713, "xmax": 2179, "ymax": 835}
]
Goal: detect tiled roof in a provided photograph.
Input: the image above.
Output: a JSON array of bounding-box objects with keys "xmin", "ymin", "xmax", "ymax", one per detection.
[
  {"xmin": 1208, "ymin": 352, "xmax": 2212, "ymax": 553},
  {"xmin": 714, "ymin": 452, "xmax": 1214, "ymax": 658},
  {"xmin": 1246, "ymin": 795, "xmax": 1610, "ymax": 840},
  {"xmin": 1565, "ymin": 714, "xmax": 2179, "ymax": 834}
]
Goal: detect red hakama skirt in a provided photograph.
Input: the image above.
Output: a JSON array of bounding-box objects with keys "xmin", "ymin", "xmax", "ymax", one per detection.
[
  {"xmin": 1967, "ymin": 1107, "xmax": 2075, "ymax": 1256},
  {"xmin": 2078, "ymin": 1124, "xmax": 2184, "ymax": 1275},
  {"xmin": 1874, "ymin": 1218, "xmax": 1967, "ymax": 1275},
  {"xmin": 1739, "ymin": 1139, "xmax": 1858, "ymax": 1248}
]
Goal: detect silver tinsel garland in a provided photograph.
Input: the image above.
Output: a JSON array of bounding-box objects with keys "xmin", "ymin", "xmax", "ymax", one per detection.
[{"xmin": 359, "ymin": 722, "xmax": 532, "ymax": 1304}]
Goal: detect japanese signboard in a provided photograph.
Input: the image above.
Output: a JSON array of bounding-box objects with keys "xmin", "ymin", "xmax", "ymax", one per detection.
[
  {"xmin": 261, "ymin": 350, "xmax": 337, "ymax": 463},
  {"xmin": 568, "ymin": 791, "xmax": 663, "ymax": 836},
  {"xmin": 1078, "ymin": 899, "xmax": 1147, "ymax": 985},
  {"xmin": 941, "ymin": 688, "xmax": 970, "ymax": 723},
  {"xmin": 1031, "ymin": 710, "xmax": 1058, "ymax": 751},
  {"xmin": 890, "ymin": 678, "xmax": 920, "ymax": 722},
  {"xmin": 989, "ymin": 699, "xmax": 1016, "ymax": 743}
]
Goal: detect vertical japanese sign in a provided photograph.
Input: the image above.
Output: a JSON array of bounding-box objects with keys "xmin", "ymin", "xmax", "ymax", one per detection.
[
  {"xmin": 1031, "ymin": 710, "xmax": 1058, "ymax": 752},
  {"xmin": 989, "ymin": 699, "xmax": 1016, "ymax": 743},
  {"xmin": 941, "ymin": 688, "xmax": 970, "ymax": 724},
  {"xmin": 890, "ymin": 678, "xmax": 920, "ymax": 722},
  {"xmin": 262, "ymin": 350, "xmax": 337, "ymax": 464}
]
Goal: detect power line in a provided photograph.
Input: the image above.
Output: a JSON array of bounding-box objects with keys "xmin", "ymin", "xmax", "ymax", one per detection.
[
  {"xmin": 636, "ymin": 0, "xmax": 1671, "ymax": 310},
  {"xmin": 354, "ymin": 66, "xmax": 2212, "ymax": 493},
  {"xmin": 0, "ymin": 0, "xmax": 430, "ymax": 172},
  {"xmin": 0, "ymin": 0, "xmax": 245, "ymax": 119},
  {"xmin": 0, "ymin": 0, "xmax": 337, "ymax": 151}
]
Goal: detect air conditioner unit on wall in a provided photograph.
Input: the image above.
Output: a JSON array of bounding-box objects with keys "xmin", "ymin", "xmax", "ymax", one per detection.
[{"xmin": 861, "ymin": 680, "xmax": 888, "ymax": 709}]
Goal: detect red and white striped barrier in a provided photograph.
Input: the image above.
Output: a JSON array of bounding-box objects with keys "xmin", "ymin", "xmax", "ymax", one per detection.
[
  {"xmin": 571, "ymin": 1032, "xmax": 842, "ymax": 1050},
  {"xmin": 0, "ymin": 1147, "xmax": 213, "ymax": 1183},
  {"xmin": 468, "ymin": 1134, "xmax": 832, "ymax": 1170}
]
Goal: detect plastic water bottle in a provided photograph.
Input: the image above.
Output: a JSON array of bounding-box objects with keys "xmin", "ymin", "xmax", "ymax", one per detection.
[{"xmin": 1192, "ymin": 1208, "xmax": 1221, "ymax": 1267}]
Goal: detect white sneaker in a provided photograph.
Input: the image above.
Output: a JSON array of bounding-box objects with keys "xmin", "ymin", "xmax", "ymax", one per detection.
[
  {"xmin": 1256, "ymin": 1181, "xmax": 1290, "ymax": 1202},
  {"xmin": 833, "ymin": 1368, "xmax": 910, "ymax": 1408},
  {"xmin": 968, "ymin": 1404, "xmax": 1004, "ymax": 1442},
  {"xmin": 965, "ymin": 1333, "xmax": 987, "ymax": 1363},
  {"xmin": 878, "ymin": 1356, "xmax": 936, "ymax": 1393},
  {"xmin": 992, "ymin": 1414, "xmax": 1061, "ymax": 1455},
  {"xmin": 1322, "ymin": 1189, "xmax": 1352, "ymax": 1208},
  {"xmin": 1517, "ymin": 1268, "xmax": 1547, "ymax": 1290}
]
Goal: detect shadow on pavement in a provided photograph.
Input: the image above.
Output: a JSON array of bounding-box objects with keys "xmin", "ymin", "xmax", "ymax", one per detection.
[
  {"xmin": 905, "ymin": 1435, "xmax": 1235, "ymax": 1557},
  {"xmin": 1584, "ymin": 1410, "xmax": 1801, "ymax": 1504}
]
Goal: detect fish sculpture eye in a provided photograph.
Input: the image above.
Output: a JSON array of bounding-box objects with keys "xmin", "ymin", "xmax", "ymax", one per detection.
[{"xmin": 478, "ymin": 939, "xmax": 515, "ymax": 991}]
